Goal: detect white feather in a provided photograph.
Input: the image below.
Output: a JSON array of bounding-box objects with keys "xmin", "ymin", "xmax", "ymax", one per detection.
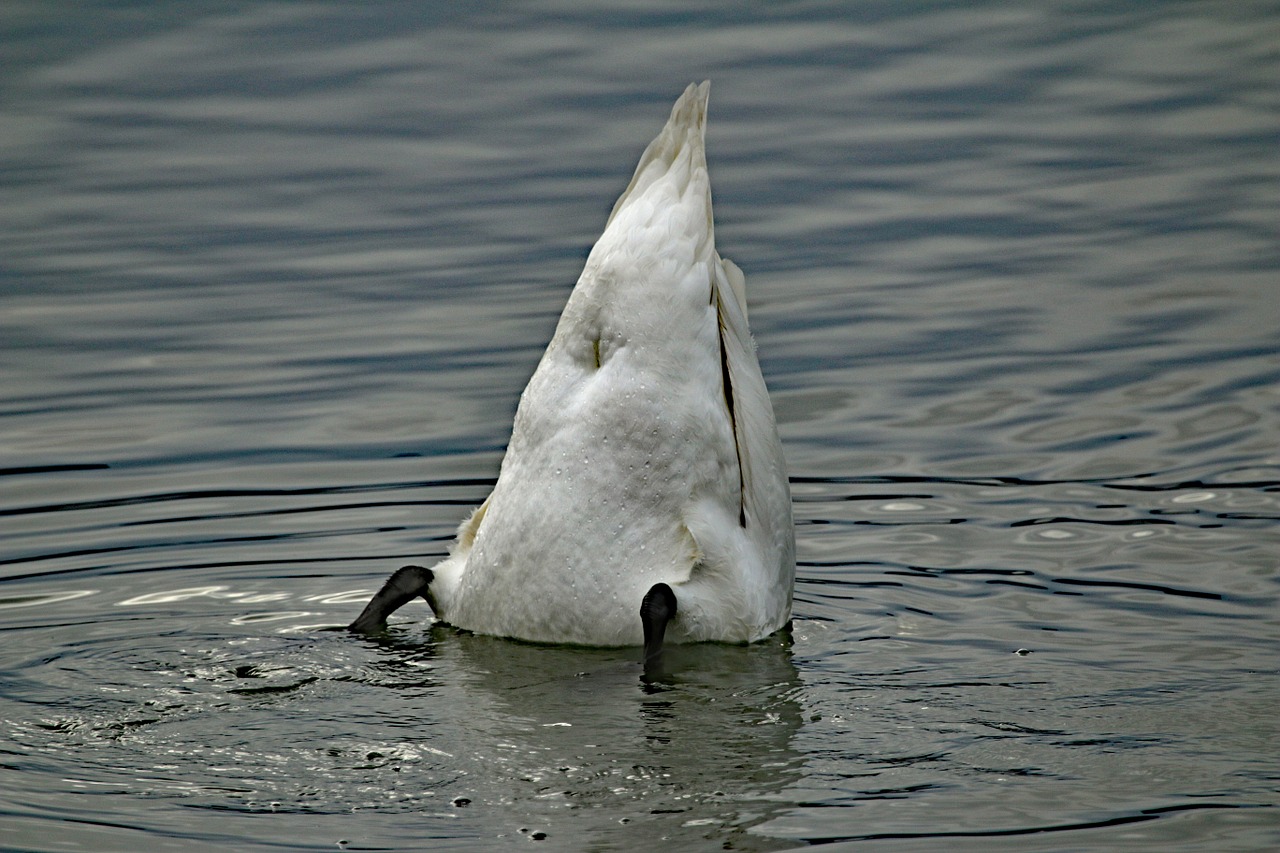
[{"xmin": 427, "ymin": 81, "xmax": 794, "ymax": 646}]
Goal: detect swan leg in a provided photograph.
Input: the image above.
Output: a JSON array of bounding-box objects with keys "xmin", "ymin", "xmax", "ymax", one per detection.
[
  {"xmin": 640, "ymin": 582, "xmax": 677, "ymax": 666},
  {"xmin": 348, "ymin": 565, "xmax": 435, "ymax": 633}
]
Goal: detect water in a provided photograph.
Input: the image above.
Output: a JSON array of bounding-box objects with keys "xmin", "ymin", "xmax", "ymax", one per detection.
[{"xmin": 2, "ymin": 2, "xmax": 1278, "ymax": 850}]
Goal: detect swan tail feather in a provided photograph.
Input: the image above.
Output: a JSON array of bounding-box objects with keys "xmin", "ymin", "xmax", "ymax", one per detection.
[{"xmin": 605, "ymin": 81, "xmax": 710, "ymax": 229}]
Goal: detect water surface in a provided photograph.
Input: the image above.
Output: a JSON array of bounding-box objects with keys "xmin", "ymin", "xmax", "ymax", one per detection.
[{"xmin": 2, "ymin": 2, "xmax": 1278, "ymax": 851}]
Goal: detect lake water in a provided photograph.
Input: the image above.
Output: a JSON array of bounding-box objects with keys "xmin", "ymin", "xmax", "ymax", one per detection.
[{"xmin": 2, "ymin": 2, "xmax": 1278, "ymax": 851}]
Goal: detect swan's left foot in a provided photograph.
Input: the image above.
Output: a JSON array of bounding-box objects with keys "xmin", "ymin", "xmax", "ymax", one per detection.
[
  {"xmin": 348, "ymin": 565, "xmax": 434, "ymax": 633},
  {"xmin": 640, "ymin": 582, "xmax": 677, "ymax": 666}
]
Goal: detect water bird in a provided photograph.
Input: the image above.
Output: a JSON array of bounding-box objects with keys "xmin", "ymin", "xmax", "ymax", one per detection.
[{"xmin": 350, "ymin": 82, "xmax": 794, "ymax": 665}]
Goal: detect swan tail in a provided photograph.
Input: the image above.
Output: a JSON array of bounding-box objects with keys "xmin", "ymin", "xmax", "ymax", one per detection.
[{"xmin": 605, "ymin": 81, "xmax": 710, "ymax": 230}]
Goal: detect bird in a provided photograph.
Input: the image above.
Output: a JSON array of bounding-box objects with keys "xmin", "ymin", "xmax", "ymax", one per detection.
[{"xmin": 349, "ymin": 81, "xmax": 794, "ymax": 666}]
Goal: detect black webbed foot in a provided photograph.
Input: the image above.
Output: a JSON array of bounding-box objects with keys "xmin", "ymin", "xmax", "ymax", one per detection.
[
  {"xmin": 348, "ymin": 565, "xmax": 435, "ymax": 634},
  {"xmin": 640, "ymin": 582, "xmax": 677, "ymax": 669}
]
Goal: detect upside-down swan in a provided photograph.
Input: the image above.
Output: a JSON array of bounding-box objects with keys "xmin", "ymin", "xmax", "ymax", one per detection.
[{"xmin": 349, "ymin": 81, "xmax": 794, "ymax": 664}]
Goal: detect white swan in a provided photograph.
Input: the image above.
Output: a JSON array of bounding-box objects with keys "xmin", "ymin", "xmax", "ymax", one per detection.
[{"xmin": 351, "ymin": 82, "xmax": 794, "ymax": 662}]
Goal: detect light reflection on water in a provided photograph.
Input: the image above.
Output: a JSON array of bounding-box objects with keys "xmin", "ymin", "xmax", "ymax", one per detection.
[{"xmin": 2, "ymin": 1, "xmax": 1278, "ymax": 851}]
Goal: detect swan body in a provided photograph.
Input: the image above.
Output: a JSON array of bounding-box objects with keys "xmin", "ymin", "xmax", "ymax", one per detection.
[{"xmin": 352, "ymin": 82, "xmax": 794, "ymax": 652}]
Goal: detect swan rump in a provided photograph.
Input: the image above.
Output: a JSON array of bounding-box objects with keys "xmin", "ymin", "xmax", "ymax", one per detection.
[{"xmin": 351, "ymin": 82, "xmax": 794, "ymax": 651}]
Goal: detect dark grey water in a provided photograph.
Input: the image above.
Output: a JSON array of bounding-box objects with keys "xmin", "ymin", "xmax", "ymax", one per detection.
[{"xmin": 2, "ymin": 2, "xmax": 1278, "ymax": 851}]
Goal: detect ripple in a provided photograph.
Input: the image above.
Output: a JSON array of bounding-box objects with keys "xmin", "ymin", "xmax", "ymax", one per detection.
[
  {"xmin": 880, "ymin": 501, "xmax": 927, "ymax": 512},
  {"xmin": 1171, "ymin": 491, "xmax": 1217, "ymax": 504},
  {"xmin": 230, "ymin": 611, "xmax": 316, "ymax": 625},
  {"xmin": 303, "ymin": 589, "xmax": 380, "ymax": 605},
  {"xmin": 0, "ymin": 589, "xmax": 97, "ymax": 609},
  {"xmin": 1173, "ymin": 405, "xmax": 1259, "ymax": 440},
  {"xmin": 118, "ymin": 586, "xmax": 230, "ymax": 605},
  {"xmin": 1013, "ymin": 416, "xmax": 1144, "ymax": 446}
]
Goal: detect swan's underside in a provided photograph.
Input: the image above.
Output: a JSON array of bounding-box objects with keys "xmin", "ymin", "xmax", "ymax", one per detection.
[{"xmin": 349, "ymin": 82, "xmax": 794, "ymax": 663}]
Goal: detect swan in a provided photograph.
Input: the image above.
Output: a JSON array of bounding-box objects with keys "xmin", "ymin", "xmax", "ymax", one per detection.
[{"xmin": 350, "ymin": 81, "xmax": 794, "ymax": 663}]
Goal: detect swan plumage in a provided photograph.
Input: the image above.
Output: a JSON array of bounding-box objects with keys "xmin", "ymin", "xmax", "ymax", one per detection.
[{"xmin": 352, "ymin": 81, "xmax": 793, "ymax": 650}]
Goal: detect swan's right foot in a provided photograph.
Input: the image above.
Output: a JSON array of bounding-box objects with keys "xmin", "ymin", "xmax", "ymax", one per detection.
[
  {"xmin": 640, "ymin": 582, "xmax": 677, "ymax": 667},
  {"xmin": 348, "ymin": 565, "xmax": 434, "ymax": 633}
]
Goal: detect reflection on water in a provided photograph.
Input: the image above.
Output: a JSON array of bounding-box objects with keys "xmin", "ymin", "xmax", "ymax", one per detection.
[
  {"xmin": 9, "ymin": 604, "xmax": 803, "ymax": 850},
  {"xmin": 2, "ymin": 0, "xmax": 1278, "ymax": 851}
]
